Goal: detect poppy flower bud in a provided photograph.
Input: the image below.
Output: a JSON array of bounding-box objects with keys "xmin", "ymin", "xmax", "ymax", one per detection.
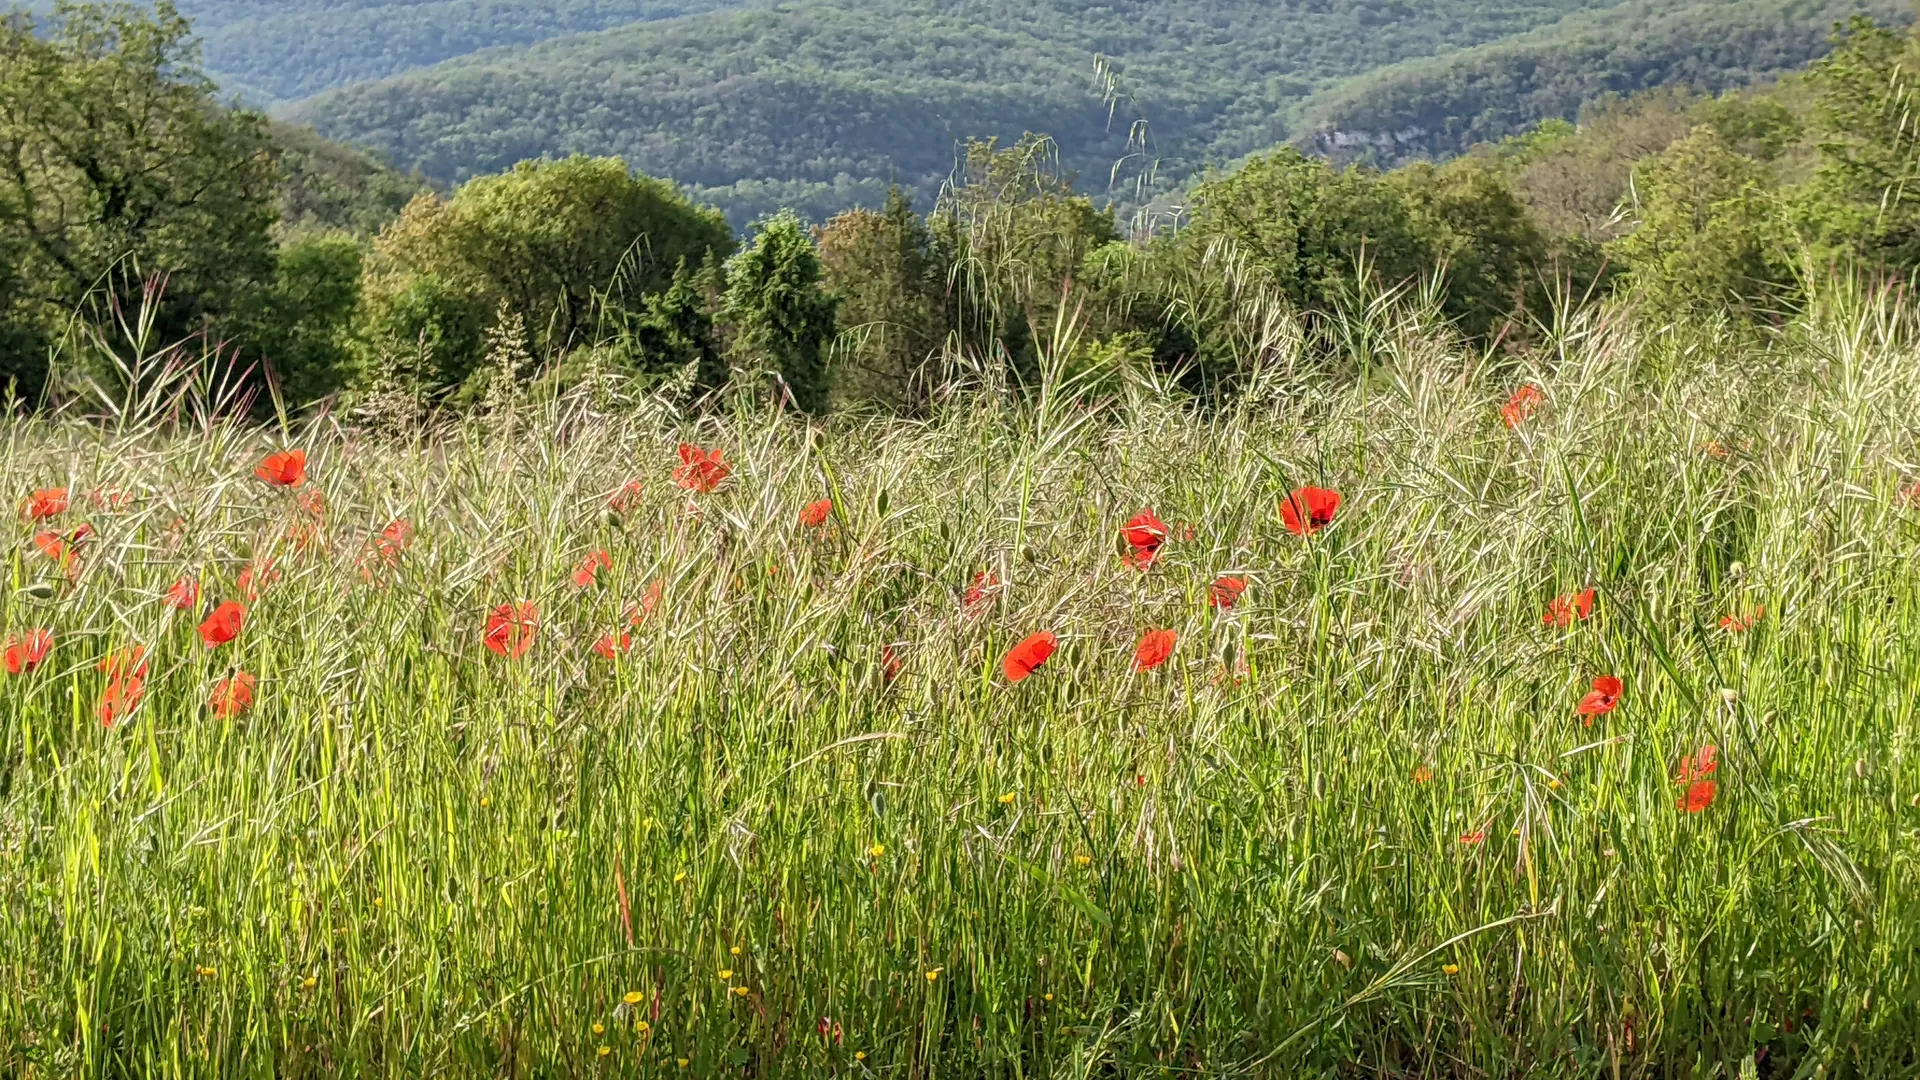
[
  {"xmin": 18, "ymin": 582, "xmax": 55, "ymax": 600},
  {"xmin": 1719, "ymin": 688, "xmax": 1740, "ymax": 704}
]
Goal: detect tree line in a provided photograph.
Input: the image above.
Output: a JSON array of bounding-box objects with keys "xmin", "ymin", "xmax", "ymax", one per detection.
[{"xmin": 7, "ymin": 1, "xmax": 1920, "ymax": 419}]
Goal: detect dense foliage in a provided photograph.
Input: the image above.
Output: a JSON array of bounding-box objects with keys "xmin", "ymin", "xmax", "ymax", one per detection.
[
  {"xmin": 16, "ymin": 1, "xmax": 1920, "ymax": 418},
  {"xmin": 1291, "ymin": 0, "xmax": 1911, "ymax": 167},
  {"xmin": 283, "ymin": 0, "xmax": 1637, "ymax": 224},
  {"xmin": 167, "ymin": 0, "xmax": 745, "ymax": 103},
  {"xmin": 0, "ymin": 0, "xmax": 280, "ymax": 393}
]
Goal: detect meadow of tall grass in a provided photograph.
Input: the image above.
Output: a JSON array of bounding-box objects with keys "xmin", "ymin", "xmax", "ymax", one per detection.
[{"xmin": 2, "ymin": 288, "xmax": 1918, "ymax": 1078}]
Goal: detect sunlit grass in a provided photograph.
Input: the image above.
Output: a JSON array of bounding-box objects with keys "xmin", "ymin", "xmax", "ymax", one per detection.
[{"xmin": 2, "ymin": 294, "xmax": 1918, "ymax": 1077}]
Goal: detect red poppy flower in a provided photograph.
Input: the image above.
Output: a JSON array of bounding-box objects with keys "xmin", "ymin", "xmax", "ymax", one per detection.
[
  {"xmin": 1458, "ymin": 830, "xmax": 1484, "ymax": 845},
  {"xmin": 1132, "ymin": 628, "xmax": 1177, "ymax": 672},
  {"xmin": 382, "ymin": 518, "xmax": 414, "ymax": 551},
  {"xmin": 592, "ymin": 632, "xmax": 633, "ymax": 659},
  {"xmin": 571, "ymin": 549, "xmax": 612, "ymax": 588},
  {"xmin": 1576, "ymin": 675, "xmax": 1622, "ymax": 724},
  {"xmin": 672, "ymin": 444, "xmax": 730, "ymax": 493},
  {"xmin": 1003, "ymin": 631, "xmax": 1058, "ymax": 684},
  {"xmin": 622, "ymin": 580, "xmax": 664, "ymax": 627},
  {"xmin": 255, "ymin": 449, "xmax": 307, "ymax": 487},
  {"xmin": 1208, "ymin": 576, "xmax": 1248, "ymax": 610},
  {"xmin": 32, "ymin": 530, "xmax": 67, "ymax": 561},
  {"xmin": 3, "ymin": 629, "xmax": 53, "ymax": 675},
  {"xmin": 1122, "ymin": 509, "xmax": 1168, "ymax": 553},
  {"xmin": 799, "ymin": 499, "xmax": 833, "ymax": 528},
  {"xmin": 1719, "ymin": 606, "xmax": 1764, "ymax": 632},
  {"xmin": 1280, "ymin": 486, "xmax": 1341, "ymax": 536},
  {"xmin": 98, "ymin": 646, "xmax": 149, "ymax": 682},
  {"xmin": 1543, "ymin": 588, "xmax": 1596, "ymax": 627},
  {"xmin": 33, "ymin": 526, "xmax": 88, "ymax": 579},
  {"xmin": 483, "ymin": 602, "xmax": 539, "ymax": 659},
  {"xmin": 963, "ymin": 571, "xmax": 997, "ymax": 616},
  {"xmin": 608, "ymin": 479, "xmax": 644, "ymax": 514},
  {"xmin": 881, "ymin": 643, "xmax": 904, "ymax": 683},
  {"xmin": 98, "ymin": 675, "xmax": 144, "ymax": 727},
  {"xmin": 1411, "ymin": 764, "xmax": 1433, "ymax": 784},
  {"xmin": 210, "ymin": 671, "xmax": 257, "ymax": 718},
  {"xmin": 20, "ymin": 487, "xmax": 68, "ymax": 520},
  {"xmin": 1499, "ymin": 384, "xmax": 1544, "ymax": 429},
  {"xmin": 88, "ymin": 487, "xmax": 131, "ymax": 512},
  {"xmin": 1121, "ymin": 545, "xmax": 1160, "ymax": 572},
  {"xmin": 240, "ymin": 559, "xmax": 279, "ymax": 601},
  {"xmin": 1676, "ymin": 744, "xmax": 1718, "ymax": 784},
  {"xmin": 165, "ymin": 577, "xmax": 200, "ymax": 611},
  {"xmin": 1679, "ymin": 779, "xmax": 1718, "ymax": 813},
  {"xmin": 198, "ymin": 601, "xmax": 246, "ymax": 647},
  {"xmin": 359, "ymin": 519, "xmax": 413, "ymax": 581}
]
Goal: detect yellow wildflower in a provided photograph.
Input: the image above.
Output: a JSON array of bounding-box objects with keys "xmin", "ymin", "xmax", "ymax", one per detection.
[
  {"xmin": 718, "ymin": 968, "xmax": 733, "ymax": 980},
  {"xmin": 622, "ymin": 990, "xmax": 644, "ymax": 1005},
  {"xmin": 998, "ymin": 792, "xmax": 1015, "ymax": 804},
  {"xmin": 925, "ymin": 968, "xmax": 942, "ymax": 982},
  {"xmin": 868, "ymin": 843, "xmax": 885, "ymax": 858},
  {"xmin": 1442, "ymin": 964, "xmax": 1460, "ymax": 975},
  {"xmin": 732, "ymin": 985, "xmax": 749, "ymax": 997},
  {"xmin": 596, "ymin": 1045, "xmax": 610, "ymax": 1058}
]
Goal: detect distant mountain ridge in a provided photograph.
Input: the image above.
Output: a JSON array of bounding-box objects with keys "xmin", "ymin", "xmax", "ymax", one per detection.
[
  {"xmin": 173, "ymin": 0, "xmax": 751, "ymax": 103},
  {"xmin": 277, "ymin": 0, "xmax": 1639, "ymax": 222},
  {"xmin": 145, "ymin": 0, "xmax": 1906, "ymax": 226},
  {"xmin": 1287, "ymin": 0, "xmax": 1913, "ymax": 165}
]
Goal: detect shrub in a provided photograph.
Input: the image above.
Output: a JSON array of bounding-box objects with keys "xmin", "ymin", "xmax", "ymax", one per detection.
[
  {"xmin": 721, "ymin": 213, "xmax": 839, "ymax": 415},
  {"xmin": 1608, "ymin": 129, "xmax": 1789, "ymax": 317},
  {"xmin": 816, "ymin": 188, "xmax": 952, "ymax": 411},
  {"xmin": 357, "ymin": 156, "xmax": 732, "ymax": 394}
]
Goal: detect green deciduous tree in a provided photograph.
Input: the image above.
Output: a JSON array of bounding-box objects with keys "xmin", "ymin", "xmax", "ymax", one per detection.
[
  {"xmin": 933, "ymin": 136, "xmax": 1120, "ymax": 385},
  {"xmin": 815, "ymin": 188, "xmax": 952, "ymax": 411},
  {"xmin": 1187, "ymin": 149, "xmax": 1428, "ymax": 316},
  {"xmin": 1609, "ymin": 128, "xmax": 1788, "ymax": 317},
  {"xmin": 722, "ymin": 212, "xmax": 839, "ymax": 415},
  {"xmin": 1389, "ymin": 157, "xmax": 1550, "ymax": 337},
  {"xmin": 243, "ymin": 232, "xmax": 365, "ymax": 405},
  {"xmin": 358, "ymin": 155, "xmax": 731, "ymax": 392},
  {"xmin": 1795, "ymin": 16, "xmax": 1920, "ymax": 269},
  {"xmin": 0, "ymin": 0, "xmax": 280, "ymax": 396}
]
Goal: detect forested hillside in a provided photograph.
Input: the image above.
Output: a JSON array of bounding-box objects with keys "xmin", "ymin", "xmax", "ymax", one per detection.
[
  {"xmin": 1290, "ymin": 0, "xmax": 1912, "ymax": 164},
  {"xmin": 283, "ymin": 0, "xmax": 1638, "ymax": 223},
  {"xmin": 171, "ymin": 0, "xmax": 749, "ymax": 103}
]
